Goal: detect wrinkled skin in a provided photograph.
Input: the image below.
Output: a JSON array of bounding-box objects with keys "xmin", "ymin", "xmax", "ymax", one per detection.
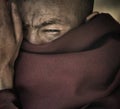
[
  {"xmin": 0, "ymin": 0, "xmax": 93, "ymax": 90},
  {"xmin": 17, "ymin": 0, "xmax": 93, "ymax": 45},
  {"xmin": 0, "ymin": 1, "xmax": 22, "ymax": 90}
]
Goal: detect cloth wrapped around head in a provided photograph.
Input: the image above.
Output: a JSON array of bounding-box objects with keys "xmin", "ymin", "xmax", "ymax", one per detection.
[{"xmin": 14, "ymin": 13, "xmax": 120, "ymax": 109}]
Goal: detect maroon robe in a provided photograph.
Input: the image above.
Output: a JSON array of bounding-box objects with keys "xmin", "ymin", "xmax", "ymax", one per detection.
[{"xmin": 0, "ymin": 13, "xmax": 120, "ymax": 109}]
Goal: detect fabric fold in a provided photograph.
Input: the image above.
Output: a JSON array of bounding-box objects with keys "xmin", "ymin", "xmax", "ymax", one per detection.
[
  {"xmin": 14, "ymin": 13, "xmax": 120, "ymax": 109},
  {"xmin": 21, "ymin": 13, "xmax": 120, "ymax": 54}
]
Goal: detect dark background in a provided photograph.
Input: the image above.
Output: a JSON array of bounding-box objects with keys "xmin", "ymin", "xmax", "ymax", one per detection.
[{"xmin": 94, "ymin": 0, "xmax": 120, "ymax": 22}]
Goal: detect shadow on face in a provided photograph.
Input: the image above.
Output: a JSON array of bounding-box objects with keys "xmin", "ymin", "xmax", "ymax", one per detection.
[{"xmin": 17, "ymin": 0, "xmax": 94, "ymax": 45}]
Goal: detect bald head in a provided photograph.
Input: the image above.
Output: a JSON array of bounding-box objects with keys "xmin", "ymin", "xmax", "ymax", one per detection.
[{"xmin": 16, "ymin": 0, "xmax": 94, "ymax": 45}]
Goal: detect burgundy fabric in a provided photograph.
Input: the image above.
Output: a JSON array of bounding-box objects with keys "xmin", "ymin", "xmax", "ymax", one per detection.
[
  {"xmin": 0, "ymin": 13, "xmax": 120, "ymax": 109},
  {"xmin": 14, "ymin": 13, "xmax": 120, "ymax": 109}
]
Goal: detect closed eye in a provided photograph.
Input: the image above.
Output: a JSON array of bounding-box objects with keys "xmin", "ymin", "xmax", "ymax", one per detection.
[{"xmin": 42, "ymin": 29, "xmax": 60, "ymax": 33}]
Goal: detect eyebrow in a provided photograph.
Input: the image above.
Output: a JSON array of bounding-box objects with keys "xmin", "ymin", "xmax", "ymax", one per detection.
[{"xmin": 33, "ymin": 19, "xmax": 62, "ymax": 28}]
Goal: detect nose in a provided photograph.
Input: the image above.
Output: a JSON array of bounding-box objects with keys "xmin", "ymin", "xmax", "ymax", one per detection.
[{"xmin": 23, "ymin": 26, "xmax": 38, "ymax": 42}]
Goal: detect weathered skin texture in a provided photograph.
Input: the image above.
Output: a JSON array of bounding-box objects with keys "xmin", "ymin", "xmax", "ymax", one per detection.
[
  {"xmin": 0, "ymin": 1, "xmax": 23, "ymax": 90},
  {"xmin": 0, "ymin": 0, "xmax": 93, "ymax": 90},
  {"xmin": 17, "ymin": 0, "xmax": 93, "ymax": 45}
]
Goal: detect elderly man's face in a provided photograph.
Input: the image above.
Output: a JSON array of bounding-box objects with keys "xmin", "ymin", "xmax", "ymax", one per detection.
[{"xmin": 17, "ymin": 0, "xmax": 87, "ymax": 44}]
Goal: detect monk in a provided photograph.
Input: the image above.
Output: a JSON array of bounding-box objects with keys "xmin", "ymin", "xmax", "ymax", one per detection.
[{"xmin": 0, "ymin": 0, "xmax": 120, "ymax": 109}]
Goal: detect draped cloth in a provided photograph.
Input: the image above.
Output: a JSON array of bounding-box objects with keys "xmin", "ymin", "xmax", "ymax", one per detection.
[{"xmin": 0, "ymin": 13, "xmax": 120, "ymax": 109}]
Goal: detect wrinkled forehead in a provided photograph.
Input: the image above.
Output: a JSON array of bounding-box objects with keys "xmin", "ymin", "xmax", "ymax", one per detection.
[
  {"xmin": 16, "ymin": 0, "xmax": 94, "ymax": 11},
  {"xmin": 17, "ymin": 0, "xmax": 82, "ymax": 24},
  {"xmin": 17, "ymin": 0, "xmax": 82, "ymax": 12}
]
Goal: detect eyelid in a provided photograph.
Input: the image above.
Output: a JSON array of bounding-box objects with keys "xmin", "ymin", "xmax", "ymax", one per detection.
[
  {"xmin": 42, "ymin": 29, "xmax": 60, "ymax": 32},
  {"xmin": 41, "ymin": 25, "xmax": 63, "ymax": 33}
]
